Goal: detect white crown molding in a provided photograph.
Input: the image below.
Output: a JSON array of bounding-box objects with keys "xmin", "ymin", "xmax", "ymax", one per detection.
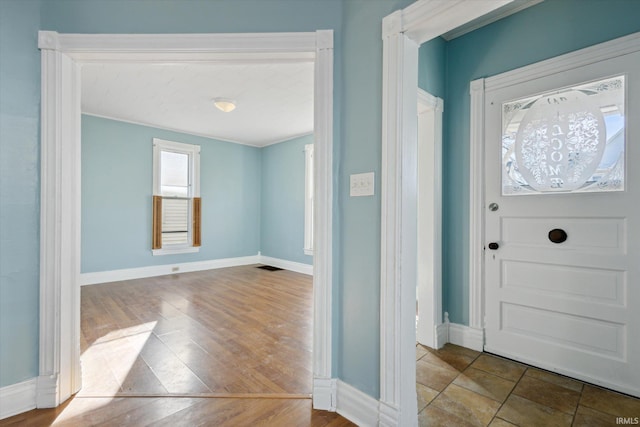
[{"xmin": 0, "ymin": 379, "xmax": 36, "ymax": 420}]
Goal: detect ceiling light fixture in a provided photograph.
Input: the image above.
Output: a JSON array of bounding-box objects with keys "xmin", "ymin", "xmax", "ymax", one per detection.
[{"xmin": 213, "ymin": 98, "xmax": 236, "ymax": 113}]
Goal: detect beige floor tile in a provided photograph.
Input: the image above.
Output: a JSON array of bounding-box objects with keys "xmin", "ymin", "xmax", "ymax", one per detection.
[
  {"xmin": 496, "ymin": 394, "xmax": 572, "ymax": 427},
  {"xmin": 429, "ymin": 344, "xmax": 480, "ymax": 372},
  {"xmin": 418, "ymin": 405, "xmax": 476, "ymax": 427},
  {"xmin": 416, "ymin": 358, "xmax": 458, "ymax": 392},
  {"xmin": 573, "ymin": 405, "xmax": 619, "ymax": 427},
  {"xmin": 489, "ymin": 418, "xmax": 517, "ymax": 427},
  {"xmin": 417, "ymin": 383, "xmax": 440, "ymax": 412},
  {"xmin": 431, "ymin": 383, "xmax": 502, "ymax": 427},
  {"xmin": 471, "ymin": 354, "xmax": 526, "ymax": 382},
  {"xmin": 453, "ymin": 367, "xmax": 516, "ymax": 403},
  {"xmin": 524, "ymin": 367, "xmax": 583, "ymax": 393},
  {"xmin": 417, "ymin": 344, "xmax": 429, "ymax": 361},
  {"xmin": 580, "ymin": 385, "xmax": 640, "ymax": 417},
  {"xmin": 512, "ymin": 375, "xmax": 580, "ymax": 414},
  {"xmin": 421, "ymin": 351, "xmax": 464, "ymax": 374}
]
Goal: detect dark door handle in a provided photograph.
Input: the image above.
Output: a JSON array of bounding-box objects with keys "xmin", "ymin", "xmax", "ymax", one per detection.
[
  {"xmin": 548, "ymin": 228, "xmax": 568, "ymax": 244},
  {"xmin": 488, "ymin": 242, "xmax": 499, "ymax": 250}
]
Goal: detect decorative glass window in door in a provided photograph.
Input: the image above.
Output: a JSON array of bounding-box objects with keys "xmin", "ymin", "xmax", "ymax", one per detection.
[{"xmin": 501, "ymin": 76, "xmax": 625, "ymax": 195}]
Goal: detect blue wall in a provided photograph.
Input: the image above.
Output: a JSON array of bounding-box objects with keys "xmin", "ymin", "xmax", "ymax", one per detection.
[
  {"xmin": 0, "ymin": 0, "xmax": 42, "ymax": 388},
  {"xmin": 7, "ymin": 0, "xmax": 637, "ymax": 402},
  {"xmin": 418, "ymin": 36, "xmax": 446, "ymax": 99},
  {"xmin": 260, "ymin": 135, "xmax": 313, "ymax": 265},
  {"xmin": 438, "ymin": 0, "xmax": 640, "ymax": 325},
  {"xmin": 339, "ymin": 0, "xmax": 414, "ymax": 396},
  {"xmin": 81, "ymin": 115, "xmax": 261, "ymax": 273}
]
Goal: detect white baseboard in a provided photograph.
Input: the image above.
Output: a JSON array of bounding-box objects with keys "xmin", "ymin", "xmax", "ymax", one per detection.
[
  {"xmin": 80, "ymin": 255, "xmax": 260, "ymax": 285},
  {"xmin": 336, "ymin": 380, "xmax": 379, "ymax": 427},
  {"xmin": 80, "ymin": 254, "xmax": 313, "ymax": 286},
  {"xmin": 312, "ymin": 377, "xmax": 336, "ymax": 411},
  {"xmin": 35, "ymin": 374, "xmax": 59, "ymax": 409},
  {"xmin": 435, "ymin": 322, "xmax": 449, "ymax": 349},
  {"xmin": 0, "ymin": 378, "xmax": 36, "ymax": 420},
  {"xmin": 378, "ymin": 400, "xmax": 399, "ymax": 427},
  {"xmin": 259, "ymin": 255, "xmax": 313, "ymax": 276},
  {"xmin": 448, "ymin": 323, "xmax": 484, "ymax": 352}
]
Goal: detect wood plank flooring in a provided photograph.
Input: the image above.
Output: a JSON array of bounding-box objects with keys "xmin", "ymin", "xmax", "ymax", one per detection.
[
  {"xmin": 80, "ymin": 265, "xmax": 313, "ymax": 396},
  {"xmin": 0, "ymin": 397, "xmax": 354, "ymax": 426},
  {"xmin": 0, "ymin": 265, "xmax": 354, "ymax": 426}
]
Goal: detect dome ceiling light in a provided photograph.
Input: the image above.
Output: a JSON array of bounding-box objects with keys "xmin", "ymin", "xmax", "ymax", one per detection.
[{"xmin": 213, "ymin": 98, "xmax": 236, "ymax": 113}]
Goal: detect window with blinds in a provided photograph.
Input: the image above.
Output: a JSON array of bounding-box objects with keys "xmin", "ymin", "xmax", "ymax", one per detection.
[{"xmin": 152, "ymin": 138, "xmax": 201, "ymax": 255}]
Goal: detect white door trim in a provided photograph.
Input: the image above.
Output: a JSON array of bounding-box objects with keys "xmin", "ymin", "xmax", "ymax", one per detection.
[
  {"xmin": 469, "ymin": 30, "xmax": 640, "ymax": 350},
  {"xmin": 380, "ymin": 2, "xmax": 518, "ymax": 426},
  {"xmin": 416, "ymin": 88, "xmax": 444, "ymax": 349},
  {"xmin": 37, "ymin": 30, "xmax": 334, "ymax": 409}
]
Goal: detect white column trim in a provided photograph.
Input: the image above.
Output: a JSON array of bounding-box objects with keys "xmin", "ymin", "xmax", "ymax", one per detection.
[
  {"xmin": 312, "ymin": 29, "xmax": 334, "ymax": 410},
  {"xmin": 469, "ymin": 79, "xmax": 486, "ymax": 332},
  {"xmin": 38, "ymin": 38, "xmax": 82, "ymax": 408},
  {"xmin": 38, "ymin": 30, "xmax": 333, "ymax": 415},
  {"xmin": 380, "ymin": 15, "xmax": 419, "ymax": 427},
  {"xmin": 416, "ymin": 88, "xmax": 444, "ymax": 349}
]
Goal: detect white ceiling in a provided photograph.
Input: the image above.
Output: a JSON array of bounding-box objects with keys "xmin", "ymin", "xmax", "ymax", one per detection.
[{"xmin": 81, "ymin": 61, "xmax": 314, "ymax": 147}]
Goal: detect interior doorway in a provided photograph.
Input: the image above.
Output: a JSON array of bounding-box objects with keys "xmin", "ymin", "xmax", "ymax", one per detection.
[{"xmin": 38, "ymin": 30, "xmax": 334, "ymax": 409}]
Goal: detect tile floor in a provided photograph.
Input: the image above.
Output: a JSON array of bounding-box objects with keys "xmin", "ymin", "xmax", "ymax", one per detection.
[{"xmin": 417, "ymin": 344, "xmax": 640, "ymax": 426}]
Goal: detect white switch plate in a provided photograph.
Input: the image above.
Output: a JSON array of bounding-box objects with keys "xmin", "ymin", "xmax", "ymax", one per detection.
[{"xmin": 350, "ymin": 172, "xmax": 375, "ymax": 197}]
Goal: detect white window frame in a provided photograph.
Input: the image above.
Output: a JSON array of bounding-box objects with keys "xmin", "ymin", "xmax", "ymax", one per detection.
[
  {"xmin": 304, "ymin": 143, "xmax": 314, "ymax": 256},
  {"xmin": 152, "ymin": 137, "xmax": 200, "ymax": 256}
]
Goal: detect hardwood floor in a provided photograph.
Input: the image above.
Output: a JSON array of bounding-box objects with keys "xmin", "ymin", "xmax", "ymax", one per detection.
[
  {"xmin": 80, "ymin": 265, "xmax": 313, "ymax": 396},
  {"xmin": 0, "ymin": 397, "xmax": 353, "ymax": 426},
  {"xmin": 0, "ymin": 265, "xmax": 354, "ymax": 426}
]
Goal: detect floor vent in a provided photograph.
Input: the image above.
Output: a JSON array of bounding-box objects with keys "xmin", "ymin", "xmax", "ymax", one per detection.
[{"xmin": 257, "ymin": 265, "xmax": 284, "ymax": 271}]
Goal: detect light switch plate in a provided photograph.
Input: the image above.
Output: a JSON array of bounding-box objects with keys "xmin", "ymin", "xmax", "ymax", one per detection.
[{"xmin": 350, "ymin": 172, "xmax": 375, "ymax": 197}]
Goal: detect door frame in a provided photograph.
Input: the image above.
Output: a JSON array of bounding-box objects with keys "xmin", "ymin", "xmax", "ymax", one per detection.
[
  {"xmin": 380, "ymin": 1, "xmax": 519, "ymax": 425},
  {"xmin": 37, "ymin": 30, "xmax": 334, "ymax": 409},
  {"xmin": 470, "ymin": 30, "xmax": 640, "ymax": 394},
  {"xmin": 416, "ymin": 88, "xmax": 444, "ymax": 349}
]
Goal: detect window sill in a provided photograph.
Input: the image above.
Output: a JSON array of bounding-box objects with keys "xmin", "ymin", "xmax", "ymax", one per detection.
[{"xmin": 153, "ymin": 246, "xmax": 200, "ymax": 256}]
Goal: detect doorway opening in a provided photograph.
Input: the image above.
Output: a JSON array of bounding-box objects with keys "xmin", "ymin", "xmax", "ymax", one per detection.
[{"xmin": 38, "ymin": 30, "xmax": 334, "ymax": 409}]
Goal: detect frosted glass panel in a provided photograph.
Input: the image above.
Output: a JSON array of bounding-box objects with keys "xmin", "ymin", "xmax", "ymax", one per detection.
[
  {"xmin": 161, "ymin": 151, "xmax": 189, "ymax": 196},
  {"xmin": 502, "ymin": 76, "xmax": 625, "ymax": 195}
]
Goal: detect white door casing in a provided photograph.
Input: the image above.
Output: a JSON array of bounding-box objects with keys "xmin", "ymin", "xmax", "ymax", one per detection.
[
  {"xmin": 416, "ymin": 89, "xmax": 444, "ymax": 349},
  {"xmin": 381, "ymin": 2, "xmax": 521, "ymax": 426},
  {"xmin": 475, "ymin": 32, "xmax": 640, "ymax": 398},
  {"xmin": 38, "ymin": 31, "xmax": 334, "ymax": 409}
]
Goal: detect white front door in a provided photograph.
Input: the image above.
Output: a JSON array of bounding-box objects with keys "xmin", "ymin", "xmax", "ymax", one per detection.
[{"xmin": 484, "ymin": 41, "xmax": 640, "ymax": 397}]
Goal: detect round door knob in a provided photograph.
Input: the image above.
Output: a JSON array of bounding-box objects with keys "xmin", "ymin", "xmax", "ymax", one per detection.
[
  {"xmin": 488, "ymin": 242, "xmax": 499, "ymax": 250},
  {"xmin": 548, "ymin": 228, "xmax": 568, "ymax": 244}
]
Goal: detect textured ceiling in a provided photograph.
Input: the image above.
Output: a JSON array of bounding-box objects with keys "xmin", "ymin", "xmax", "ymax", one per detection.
[{"xmin": 81, "ymin": 61, "xmax": 314, "ymax": 147}]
